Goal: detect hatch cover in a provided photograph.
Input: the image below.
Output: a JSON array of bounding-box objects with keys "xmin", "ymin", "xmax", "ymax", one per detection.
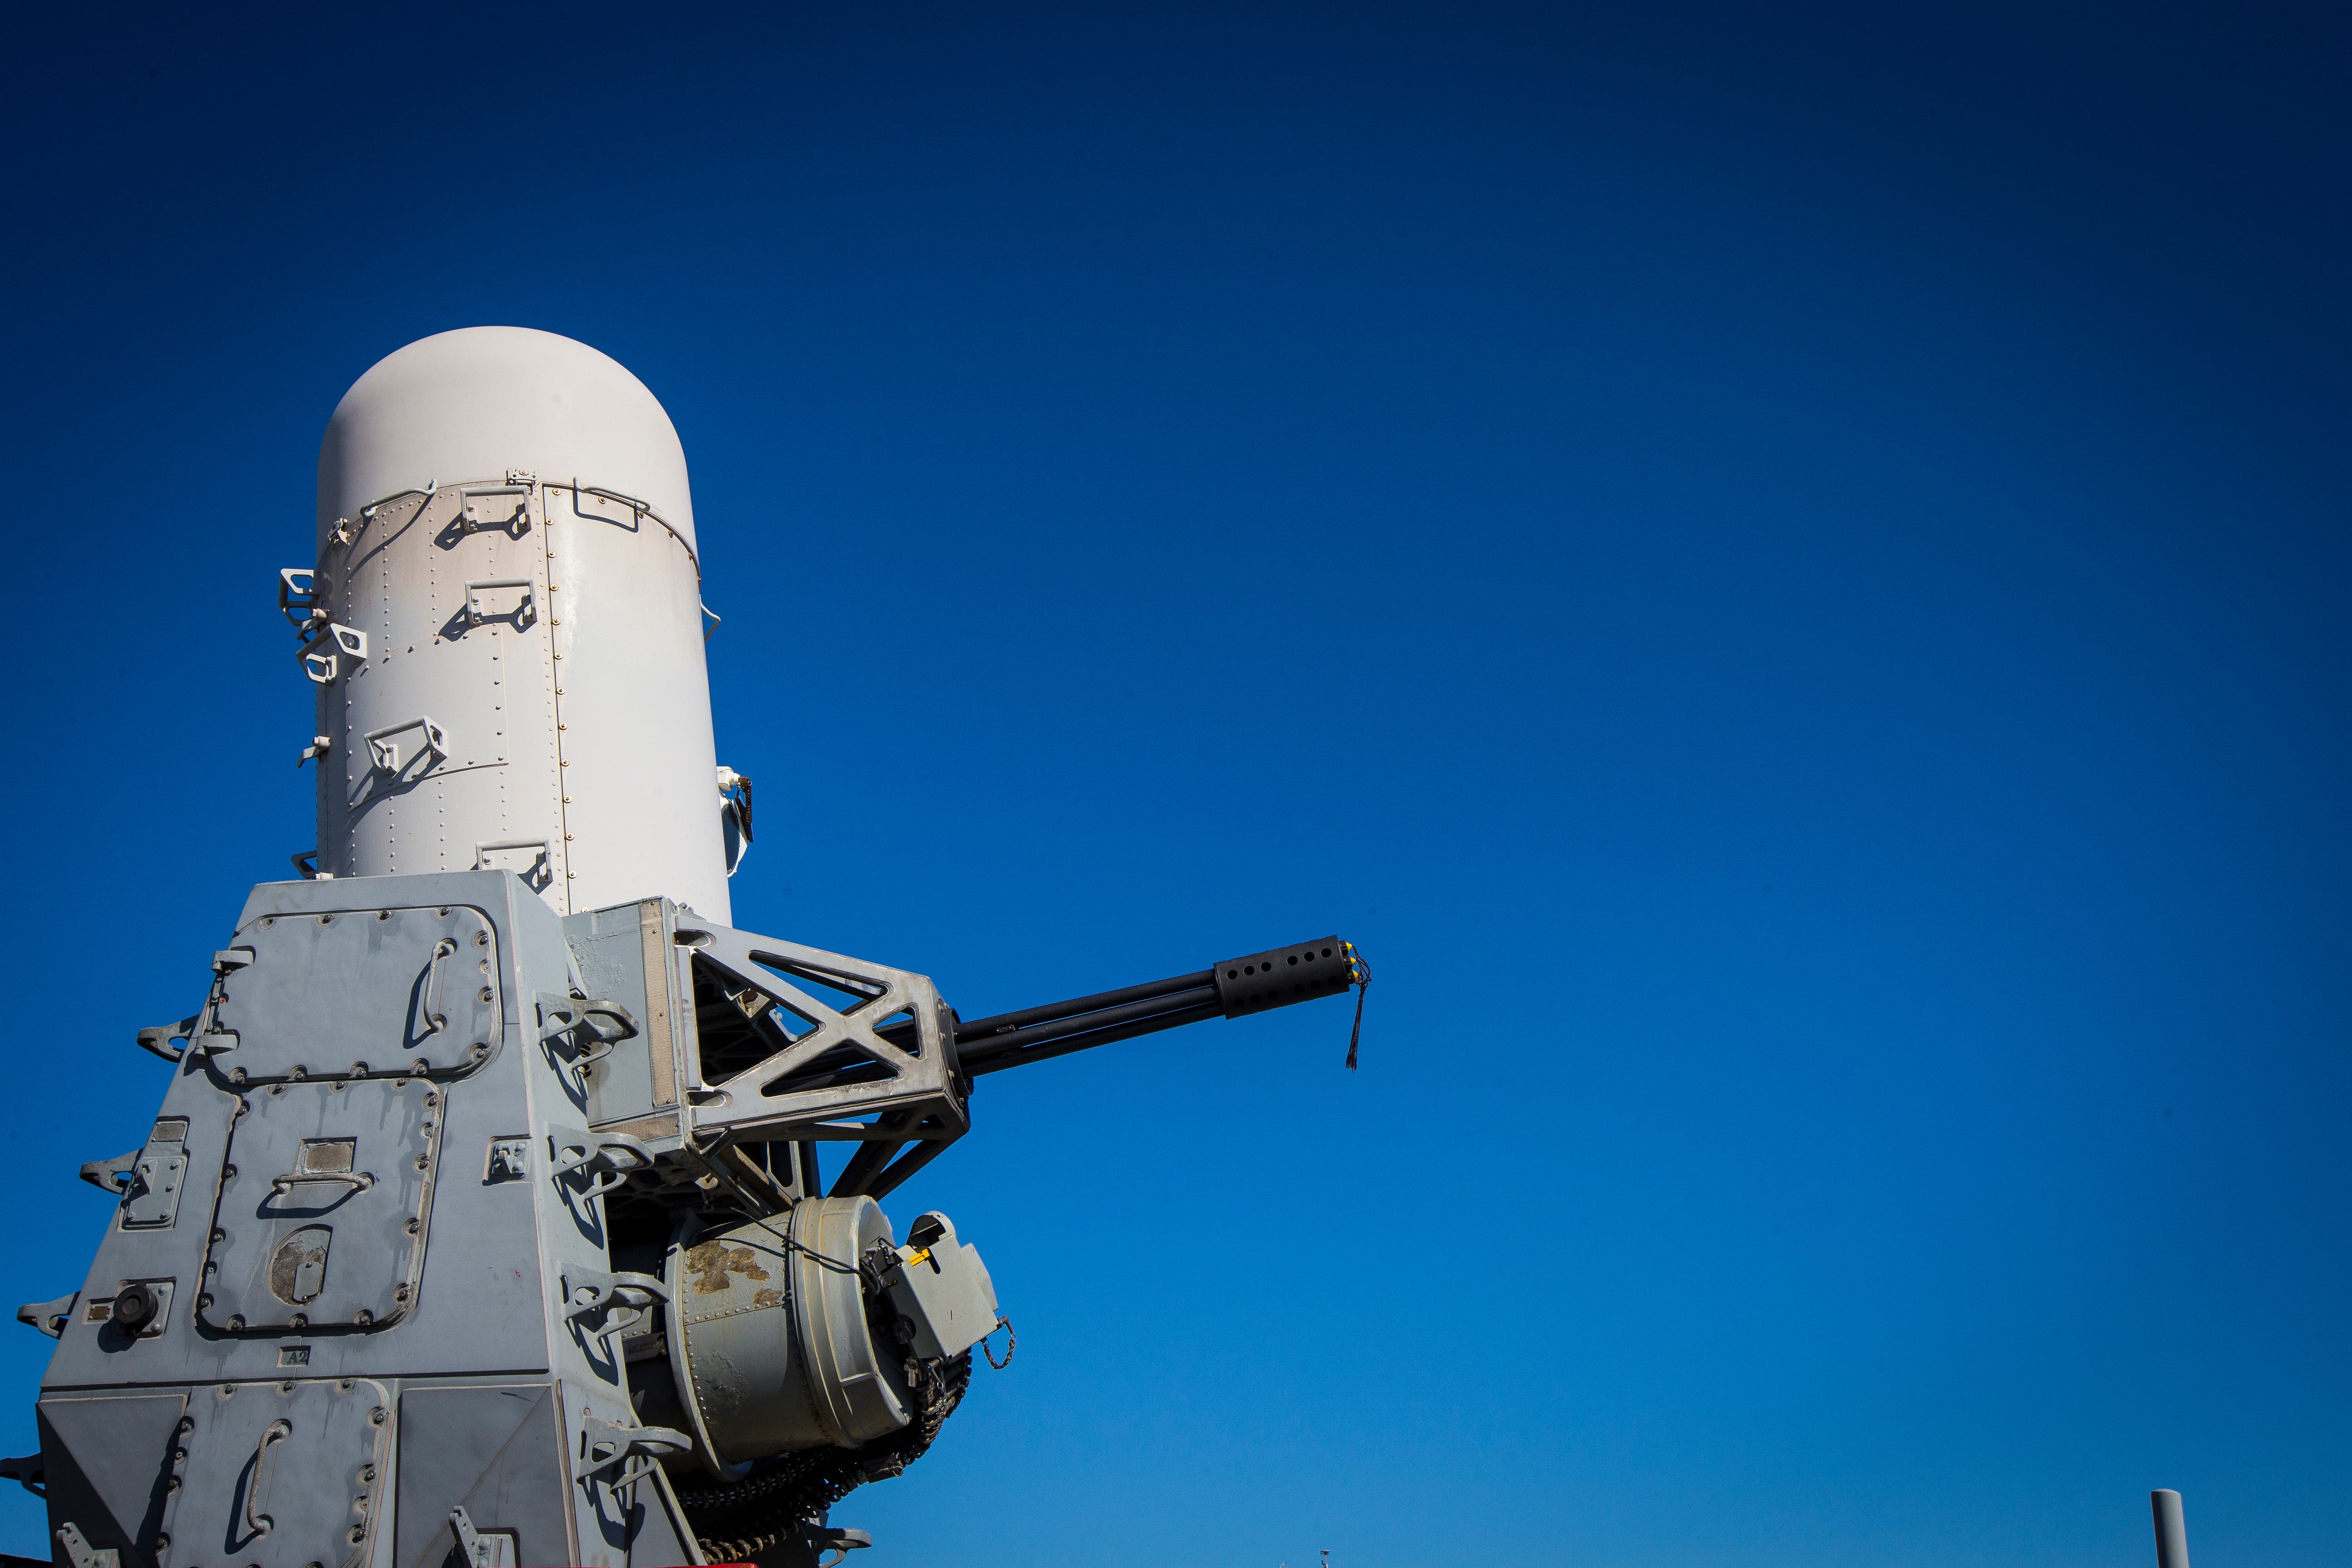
[
  {"xmin": 199, "ymin": 1078, "xmax": 442, "ymax": 1333},
  {"xmin": 159, "ymin": 1378, "xmax": 392, "ymax": 1568},
  {"xmin": 211, "ymin": 905, "xmax": 500, "ymax": 1080}
]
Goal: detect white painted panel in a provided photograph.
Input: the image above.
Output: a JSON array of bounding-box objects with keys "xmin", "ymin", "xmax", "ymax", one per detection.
[{"xmin": 309, "ymin": 329, "xmax": 728, "ymax": 921}]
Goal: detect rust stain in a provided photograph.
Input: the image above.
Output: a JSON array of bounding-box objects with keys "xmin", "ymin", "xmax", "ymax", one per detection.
[
  {"xmin": 684, "ymin": 1242, "xmax": 772, "ymax": 1294},
  {"xmin": 751, "ymin": 1288, "xmax": 782, "ymax": 1309}
]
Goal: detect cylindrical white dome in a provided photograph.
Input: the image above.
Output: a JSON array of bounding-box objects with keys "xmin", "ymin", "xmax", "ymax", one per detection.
[{"xmin": 307, "ymin": 327, "xmax": 732, "ymax": 922}]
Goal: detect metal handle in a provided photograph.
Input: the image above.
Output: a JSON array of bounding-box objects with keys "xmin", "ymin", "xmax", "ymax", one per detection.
[
  {"xmin": 296, "ymin": 622, "xmax": 368, "ymax": 685},
  {"xmin": 267, "ymin": 1171, "xmax": 374, "ymax": 1198},
  {"xmin": 241, "ymin": 1418, "xmax": 289, "ymax": 1539},
  {"xmin": 366, "ymin": 715, "xmax": 449, "ymax": 774},
  {"xmin": 463, "ymin": 577, "xmax": 537, "ymax": 627},
  {"xmin": 277, "ymin": 568, "xmax": 318, "ymax": 630},
  {"xmin": 457, "ymin": 485, "xmax": 532, "ymax": 538}
]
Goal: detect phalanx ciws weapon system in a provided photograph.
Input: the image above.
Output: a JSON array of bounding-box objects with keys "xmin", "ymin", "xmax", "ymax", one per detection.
[{"xmin": 5, "ymin": 330, "xmax": 1366, "ymax": 1568}]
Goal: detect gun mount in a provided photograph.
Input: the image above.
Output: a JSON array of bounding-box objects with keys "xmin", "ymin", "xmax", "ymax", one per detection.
[{"xmin": 6, "ymin": 329, "xmax": 1368, "ymax": 1568}]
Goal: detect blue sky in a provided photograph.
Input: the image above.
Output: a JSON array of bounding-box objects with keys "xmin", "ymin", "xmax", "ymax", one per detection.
[{"xmin": 2, "ymin": 4, "xmax": 2347, "ymax": 1565}]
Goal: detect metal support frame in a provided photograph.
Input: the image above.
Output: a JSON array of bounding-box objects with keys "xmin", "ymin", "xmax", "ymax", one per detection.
[{"xmin": 670, "ymin": 921, "xmax": 969, "ymax": 1157}]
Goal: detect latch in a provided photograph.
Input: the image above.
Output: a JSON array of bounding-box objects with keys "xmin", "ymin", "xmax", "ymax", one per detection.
[
  {"xmin": 545, "ymin": 1125, "xmax": 654, "ymax": 1202},
  {"xmin": 365, "ymin": 715, "xmax": 449, "ymax": 774},
  {"xmin": 537, "ymin": 993, "xmax": 639, "ymax": 1071},
  {"xmin": 560, "ymin": 1266, "xmax": 670, "ymax": 1351},
  {"xmin": 576, "ymin": 1417, "xmax": 691, "ymax": 1493},
  {"xmin": 296, "ymin": 735, "xmax": 330, "ymax": 768}
]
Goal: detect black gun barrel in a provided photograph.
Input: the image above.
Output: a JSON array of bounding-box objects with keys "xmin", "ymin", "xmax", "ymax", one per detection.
[{"xmin": 952, "ymin": 935, "xmax": 1359, "ymax": 1076}]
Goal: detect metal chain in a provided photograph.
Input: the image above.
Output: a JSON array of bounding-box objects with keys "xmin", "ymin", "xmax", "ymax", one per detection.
[{"xmin": 681, "ymin": 1352, "xmax": 971, "ymax": 1560}]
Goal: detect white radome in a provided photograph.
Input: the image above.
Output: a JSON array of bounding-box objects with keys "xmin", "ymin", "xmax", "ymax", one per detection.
[{"xmin": 301, "ymin": 326, "xmax": 738, "ymax": 922}]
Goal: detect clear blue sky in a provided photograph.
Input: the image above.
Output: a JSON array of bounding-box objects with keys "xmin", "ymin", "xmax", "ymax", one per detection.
[{"xmin": 2, "ymin": 4, "xmax": 2345, "ymax": 1565}]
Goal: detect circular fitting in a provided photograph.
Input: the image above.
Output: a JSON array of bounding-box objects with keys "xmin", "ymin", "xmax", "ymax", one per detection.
[{"xmin": 660, "ymin": 1197, "xmax": 911, "ymax": 1476}]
